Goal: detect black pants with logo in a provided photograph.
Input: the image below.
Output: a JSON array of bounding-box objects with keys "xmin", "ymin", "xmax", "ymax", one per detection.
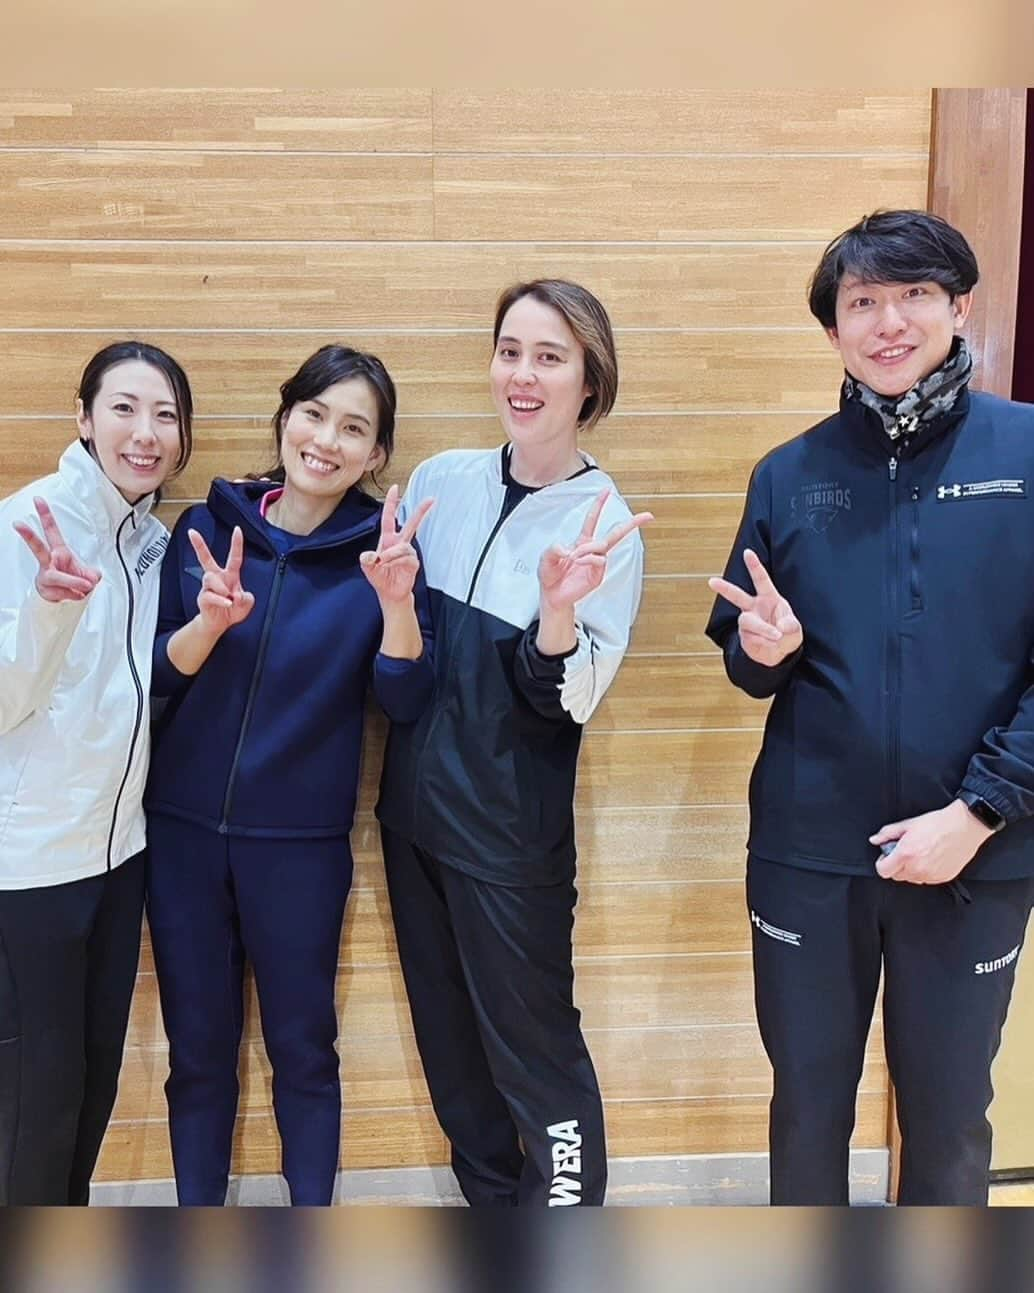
[
  {"xmin": 0, "ymin": 853, "xmax": 145, "ymax": 1205},
  {"xmin": 747, "ymin": 854, "xmax": 1034, "ymax": 1205},
  {"xmin": 381, "ymin": 827, "xmax": 607, "ymax": 1206}
]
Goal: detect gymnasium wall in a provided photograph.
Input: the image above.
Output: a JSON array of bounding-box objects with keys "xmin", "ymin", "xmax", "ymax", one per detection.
[{"xmin": 0, "ymin": 90, "xmax": 932, "ymax": 1184}]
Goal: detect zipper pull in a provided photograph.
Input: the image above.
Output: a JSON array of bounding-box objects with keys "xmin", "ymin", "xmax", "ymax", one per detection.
[{"xmin": 889, "ymin": 457, "xmax": 898, "ymax": 481}]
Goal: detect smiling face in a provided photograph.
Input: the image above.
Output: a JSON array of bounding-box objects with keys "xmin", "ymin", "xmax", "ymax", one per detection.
[
  {"xmin": 279, "ymin": 377, "xmax": 384, "ymax": 502},
  {"xmin": 489, "ymin": 295, "xmax": 592, "ymax": 454},
  {"xmin": 827, "ymin": 276, "xmax": 972, "ymax": 397},
  {"xmin": 76, "ymin": 359, "xmax": 183, "ymax": 502}
]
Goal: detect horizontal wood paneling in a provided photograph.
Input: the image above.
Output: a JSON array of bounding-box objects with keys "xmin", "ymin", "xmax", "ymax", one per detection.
[
  {"xmin": 97, "ymin": 1107, "xmax": 449, "ymax": 1180},
  {"xmin": 635, "ymin": 577, "xmax": 723, "ymax": 654},
  {"xmin": 0, "ymin": 91, "xmax": 433, "ymax": 151},
  {"xmin": 112, "ymin": 1022, "xmax": 887, "ymax": 1122},
  {"xmin": 0, "ymin": 330, "xmax": 841, "ymax": 416},
  {"xmin": 0, "ymin": 242, "xmax": 823, "ymax": 329},
  {"xmin": 94, "ymin": 1090, "xmax": 889, "ymax": 1181},
  {"xmin": 127, "ymin": 951, "xmax": 761, "ymax": 1048},
  {"xmin": 0, "ymin": 413, "xmax": 808, "ymax": 499},
  {"xmin": 433, "ymin": 92, "xmax": 932, "ymax": 155},
  {"xmin": 347, "ymin": 804, "xmax": 751, "ymax": 887},
  {"xmin": 2, "ymin": 89, "xmax": 929, "ymax": 1187},
  {"xmin": 0, "ymin": 152, "xmax": 434, "ymax": 240},
  {"xmin": 595, "ymin": 656, "xmax": 768, "ymax": 730},
  {"xmin": 137, "ymin": 872, "xmax": 754, "ymax": 973},
  {"xmin": 433, "ymin": 156, "xmax": 929, "ymax": 242}
]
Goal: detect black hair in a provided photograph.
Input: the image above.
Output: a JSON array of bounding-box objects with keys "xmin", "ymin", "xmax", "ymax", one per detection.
[
  {"xmin": 807, "ymin": 210, "xmax": 980, "ymax": 329},
  {"xmin": 258, "ymin": 345, "xmax": 396, "ymax": 484},
  {"xmin": 77, "ymin": 340, "xmax": 194, "ymax": 475}
]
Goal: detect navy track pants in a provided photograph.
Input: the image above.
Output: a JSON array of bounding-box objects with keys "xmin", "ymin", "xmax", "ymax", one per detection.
[{"xmin": 146, "ymin": 815, "xmax": 353, "ymax": 1205}]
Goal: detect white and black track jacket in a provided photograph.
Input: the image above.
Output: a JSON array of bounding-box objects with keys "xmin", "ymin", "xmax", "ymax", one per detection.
[
  {"xmin": 376, "ymin": 447, "xmax": 645, "ymax": 886},
  {"xmin": 0, "ymin": 442, "xmax": 168, "ymax": 889}
]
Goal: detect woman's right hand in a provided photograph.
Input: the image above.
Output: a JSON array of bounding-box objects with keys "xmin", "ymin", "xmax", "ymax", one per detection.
[
  {"xmin": 13, "ymin": 497, "xmax": 102, "ymax": 603},
  {"xmin": 189, "ymin": 526, "xmax": 254, "ymax": 636}
]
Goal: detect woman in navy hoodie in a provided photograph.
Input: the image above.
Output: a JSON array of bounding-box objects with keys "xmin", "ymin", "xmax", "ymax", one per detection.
[{"xmin": 145, "ymin": 345, "xmax": 434, "ymax": 1205}]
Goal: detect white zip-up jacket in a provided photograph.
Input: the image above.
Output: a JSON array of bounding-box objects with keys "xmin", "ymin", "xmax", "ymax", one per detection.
[{"xmin": 0, "ymin": 441, "xmax": 169, "ymax": 889}]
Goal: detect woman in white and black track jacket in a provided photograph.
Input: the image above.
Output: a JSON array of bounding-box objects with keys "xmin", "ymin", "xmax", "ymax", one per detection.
[
  {"xmin": 0, "ymin": 341, "xmax": 193, "ymax": 1205},
  {"xmin": 377, "ymin": 280, "xmax": 652, "ymax": 1207}
]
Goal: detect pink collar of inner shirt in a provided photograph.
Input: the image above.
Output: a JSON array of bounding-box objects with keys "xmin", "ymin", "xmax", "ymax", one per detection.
[{"xmin": 259, "ymin": 487, "xmax": 284, "ymax": 519}]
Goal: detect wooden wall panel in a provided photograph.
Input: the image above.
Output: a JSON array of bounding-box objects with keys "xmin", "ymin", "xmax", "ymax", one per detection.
[
  {"xmin": 0, "ymin": 152, "xmax": 434, "ymax": 240},
  {"xmin": 96, "ymin": 1091, "xmax": 890, "ymax": 1182},
  {"xmin": 0, "ymin": 91, "xmax": 433, "ymax": 151},
  {"xmin": 0, "ymin": 89, "xmax": 935, "ymax": 1197},
  {"xmin": 1, "ymin": 242, "xmax": 825, "ymax": 330},
  {"xmin": 0, "ymin": 413, "xmax": 807, "ymax": 498},
  {"xmin": 433, "ymin": 92, "xmax": 931, "ymax": 155},
  {"xmin": 111, "ymin": 1023, "xmax": 888, "ymax": 1122},
  {"xmin": 0, "ymin": 330, "xmax": 842, "ymax": 416},
  {"xmin": 433, "ymin": 156, "xmax": 929, "ymax": 242}
]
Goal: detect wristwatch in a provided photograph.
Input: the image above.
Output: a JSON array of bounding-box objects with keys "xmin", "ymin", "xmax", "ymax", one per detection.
[{"xmin": 957, "ymin": 791, "xmax": 1007, "ymax": 834}]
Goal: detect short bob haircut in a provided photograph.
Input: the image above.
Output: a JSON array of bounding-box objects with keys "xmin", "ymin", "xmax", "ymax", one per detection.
[
  {"xmin": 807, "ymin": 209, "xmax": 980, "ymax": 330},
  {"xmin": 77, "ymin": 340, "xmax": 194, "ymax": 477},
  {"xmin": 492, "ymin": 279, "xmax": 619, "ymax": 430},
  {"xmin": 259, "ymin": 344, "xmax": 397, "ymax": 485}
]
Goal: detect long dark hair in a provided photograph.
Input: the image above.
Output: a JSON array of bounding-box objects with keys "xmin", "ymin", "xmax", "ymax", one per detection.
[
  {"xmin": 77, "ymin": 340, "xmax": 194, "ymax": 476},
  {"xmin": 257, "ymin": 345, "xmax": 396, "ymax": 484}
]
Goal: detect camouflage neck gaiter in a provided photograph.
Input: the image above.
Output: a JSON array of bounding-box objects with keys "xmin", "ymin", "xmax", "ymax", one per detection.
[{"xmin": 841, "ymin": 337, "xmax": 973, "ymax": 441}]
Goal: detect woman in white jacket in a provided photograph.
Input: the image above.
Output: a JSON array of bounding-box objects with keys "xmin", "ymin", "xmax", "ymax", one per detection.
[{"xmin": 0, "ymin": 340, "xmax": 193, "ymax": 1204}]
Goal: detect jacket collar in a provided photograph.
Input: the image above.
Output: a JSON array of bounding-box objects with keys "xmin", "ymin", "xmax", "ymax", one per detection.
[
  {"xmin": 58, "ymin": 439, "xmax": 158, "ymax": 535},
  {"xmin": 840, "ymin": 385, "xmax": 971, "ymax": 465},
  {"xmin": 207, "ymin": 477, "xmax": 382, "ymax": 552}
]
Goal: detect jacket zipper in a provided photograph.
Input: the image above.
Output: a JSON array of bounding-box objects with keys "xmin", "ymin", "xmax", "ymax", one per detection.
[
  {"xmin": 909, "ymin": 485, "xmax": 922, "ymax": 611},
  {"xmin": 106, "ymin": 512, "xmax": 145, "ymax": 870},
  {"xmin": 887, "ymin": 455, "xmax": 901, "ymax": 825},
  {"xmin": 464, "ymin": 499, "xmax": 513, "ymax": 605},
  {"xmin": 411, "ymin": 494, "xmax": 514, "ymax": 838},
  {"xmin": 219, "ymin": 554, "xmax": 288, "ymax": 831}
]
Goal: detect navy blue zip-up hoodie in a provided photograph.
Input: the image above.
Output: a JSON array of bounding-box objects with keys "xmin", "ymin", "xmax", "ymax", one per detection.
[
  {"xmin": 146, "ymin": 479, "xmax": 434, "ymax": 839},
  {"xmin": 706, "ymin": 389, "xmax": 1034, "ymax": 882}
]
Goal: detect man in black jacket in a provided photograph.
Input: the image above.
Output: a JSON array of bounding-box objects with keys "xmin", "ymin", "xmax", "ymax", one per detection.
[{"xmin": 707, "ymin": 209, "xmax": 1034, "ymax": 1205}]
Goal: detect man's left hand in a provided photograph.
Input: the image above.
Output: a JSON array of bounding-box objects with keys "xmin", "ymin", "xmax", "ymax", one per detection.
[{"xmin": 870, "ymin": 800, "xmax": 994, "ymax": 885}]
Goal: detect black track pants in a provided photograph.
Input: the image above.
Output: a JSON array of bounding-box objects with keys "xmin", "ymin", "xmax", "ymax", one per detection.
[
  {"xmin": 747, "ymin": 854, "xmax": 1034, "ymax": 1205},
  {"xmin": 382, "ymin": 828, "xmax": 606, "ymax": 1207},
  {"xmin": 0, "ymin": 853, "xmax": 145, "ymax": 1205}
]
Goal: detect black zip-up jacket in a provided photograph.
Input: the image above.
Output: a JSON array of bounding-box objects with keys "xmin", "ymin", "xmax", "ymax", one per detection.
[
  {"xmin": 377, "ymin": 448, "xmax": 645, "ymax": 887},
  {"xmin": 706, "ymin": 389, "xmax": 1034, "ymax": 881}
]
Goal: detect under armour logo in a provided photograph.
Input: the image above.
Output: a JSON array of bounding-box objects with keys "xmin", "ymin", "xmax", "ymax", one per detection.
[{"xmin": 937, "ymin": 484, "xmax": 962, "ymax": 500}]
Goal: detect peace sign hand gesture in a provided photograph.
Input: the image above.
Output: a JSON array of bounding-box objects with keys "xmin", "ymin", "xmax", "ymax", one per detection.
[
  {"xmin": 538, "ymin": 489, "xmax": 654, "ymax": 612},
  {"xmin": 708, "ymin": 548, "xmax": 803, "ymax": 666},
  {"xmin": 14, "ymin": 497, "xmax": 102, "ymax": 603},
  {"xmin": 360, "ymin": 484, "xmax": 434, "ymax": 606},
  {"xmin": 188, "ymin": 525, "xmax": 255, "ymax": 636}
]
